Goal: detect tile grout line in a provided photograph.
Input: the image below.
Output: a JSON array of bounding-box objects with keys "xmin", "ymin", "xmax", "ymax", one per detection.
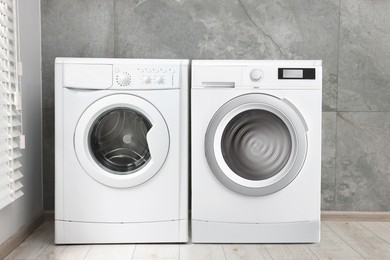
[
  {"xmin": 264, "ymin": 245, "xmax": 275, "ymax": 260},
  {"xmin": 221, "ymin": 244, "xmax": 228, "ymax": 260},
  {"xmin": 130, "ymin": 244, "xmax": 137, "ymax": 260},
  {"xmin": 333, "ymin": 111, "xmax": 338, "ymax": 211},
  {"xmin": 336, "ymin": 0, "xmax": 341, "ymax": 112},
  {"xmin": 333, "ymin": 0, "xmax": 342, "ymax": 212},
  {"xmin": 323, "ymin": 221, "xmax": 366, "ymax": 259},
  {"xmin": 82, "ymin": 244, "xmax": 93, "ymax": 260},
  {"xmin": 113, "ymin": 0, "xmax": 116, "ymax": 58},
  {"xmin": 305, "ymin": 244, "xmax": 321, "ymax": 260}
]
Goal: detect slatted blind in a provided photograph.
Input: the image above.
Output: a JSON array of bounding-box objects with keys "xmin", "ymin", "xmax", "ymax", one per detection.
[{"xmin": 0, "ymin": 0, "xmax": 23, "ymax": 210}]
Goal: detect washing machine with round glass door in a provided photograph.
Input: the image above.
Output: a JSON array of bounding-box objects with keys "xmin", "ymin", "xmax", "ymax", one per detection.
[
  {"xmin": 55, "ymin": 58, "xmax": 189, "ymax": 244},
  {"xmin": 191, "ymin": 60, "xmax": 322, "ymax": 243}
]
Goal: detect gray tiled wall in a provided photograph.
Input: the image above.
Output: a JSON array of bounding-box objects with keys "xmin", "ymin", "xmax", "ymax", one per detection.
[{"xmin": 41, "ymin": 0, "xmax": 390, "ymax": 211}]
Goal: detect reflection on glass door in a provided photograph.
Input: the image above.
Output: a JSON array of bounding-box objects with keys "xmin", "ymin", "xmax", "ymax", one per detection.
[
  {"xmin": 221, "ymin": 109, "xmax": 292, "ymax": 181},
  {"xmin": 89, "ymin": 108, "xmax": 152, "ymax": 174}
]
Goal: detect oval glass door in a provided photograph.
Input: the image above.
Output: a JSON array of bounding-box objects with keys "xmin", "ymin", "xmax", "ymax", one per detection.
[
  {"xmin": 205, "ymin": 94, "xmax": 308, "ymax": 196},
  {"xmin": 75, "ymin": 94, "xmax": 169, "ymax": 188}
]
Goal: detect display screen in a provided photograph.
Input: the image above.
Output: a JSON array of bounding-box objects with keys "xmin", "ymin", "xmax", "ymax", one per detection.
[
  {"xmin": 278, "ymin": 68, "xmax": 315, "ymax": 80},
  {"xmin": 283, "ymin": 70, "xmax": 303, "ymax": 78}
]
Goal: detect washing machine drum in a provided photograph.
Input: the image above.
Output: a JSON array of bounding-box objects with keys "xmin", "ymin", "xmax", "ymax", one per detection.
[
  {"xmin": 205, "ymin": 94, "xmax": 308, "ymax": 196},
  {"xmin": 90, "ymin": 108, "xmax": 152, "ymax": 174},
  {"xmin": 74, "ymin": 94, "xmax": 169, "ymax": 188}
]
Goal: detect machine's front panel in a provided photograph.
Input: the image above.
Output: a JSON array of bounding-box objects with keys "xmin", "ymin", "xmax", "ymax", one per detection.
[{"xmin": 191, "ymin": 88, "xmax": 322, "ymax": 224}]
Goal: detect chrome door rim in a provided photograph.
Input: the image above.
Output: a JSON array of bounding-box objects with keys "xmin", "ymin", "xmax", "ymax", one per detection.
[{"xmin": 205, "ymin": 94, "xmax": 308, "ymax": 196}]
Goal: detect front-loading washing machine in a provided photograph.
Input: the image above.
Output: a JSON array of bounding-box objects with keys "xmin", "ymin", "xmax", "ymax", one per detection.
[
  {"xmin": 191, "ymin": 60, "xmax": 322, "ymax": 243},
  {"xmin": 55, "ymin": 58, "xmax": 189, "ymax": 243}
]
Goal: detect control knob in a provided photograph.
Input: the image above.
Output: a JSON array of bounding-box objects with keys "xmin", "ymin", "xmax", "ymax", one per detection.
[
  {"xmin": 154, "ymin": 76, "xmax": 164, "ymax": 84},
  {"xmin": 142, "ymin": 76, "xmax": 151, "ymax": 84},
  {"xmin": 250, "ymin": 69, "xmax": 264, "ymax": 82},
  {"xmin": 116, "ymin": 72, "xmax": 131, "ymax": 86}
]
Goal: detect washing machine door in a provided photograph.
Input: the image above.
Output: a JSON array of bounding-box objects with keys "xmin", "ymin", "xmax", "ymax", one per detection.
[
  {"xmin": 74, "ymin": 94, "xmax": 169, "ymax": 188},
  {"xmin": 205, "ymin": 94, "xmax": 308, "ymax": 196}
]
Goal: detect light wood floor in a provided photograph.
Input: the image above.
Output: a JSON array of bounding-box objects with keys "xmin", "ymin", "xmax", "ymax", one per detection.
[{"xmin": 4, "ymin": 221, "xmax": 390, "ymax": 259}]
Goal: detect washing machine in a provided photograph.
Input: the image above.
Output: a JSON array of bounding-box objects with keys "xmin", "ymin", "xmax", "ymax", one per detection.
[
  {"xmin": 55, "ymin": 58, "xmax": 189, "ymax": 243},
  {"xmin": 191, "ymin": 60, "xmax": 322, "ymax": 243}
]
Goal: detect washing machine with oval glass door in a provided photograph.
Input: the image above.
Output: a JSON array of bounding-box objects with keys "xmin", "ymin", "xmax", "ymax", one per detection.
[
  {"xmin": 191, "ymin": 60, "xmax": 322, "ymax": 243},
  {"xmin": 55, "ymin": 58, "xmax": 189, "ymax": 244}
]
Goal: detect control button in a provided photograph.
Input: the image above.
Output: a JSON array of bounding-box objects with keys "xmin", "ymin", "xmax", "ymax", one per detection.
[
  {"xmin": 142, "ymin": 76, "xmax": 151, "ymax": 84},
  {"xmin": 250, "ymin": 69, "xmax": 263, "ymax": 82},
  {"xmin": 146, "ymin": 69, "xmax": 152, "ymax": 73},
  {"xmin": 116, "ymin": 72, "xmax": 131, "ymax": 86},
  {"xmin": 162, "ymin": 69, "xmax": 167, "ymax": 73},
  {"xmin": 139, "ymin": 69, "xmax": 144, "ymax": 73},
  {"xmin": 154, "ymin": 76, "xmax": 164, "ymax": 84}
]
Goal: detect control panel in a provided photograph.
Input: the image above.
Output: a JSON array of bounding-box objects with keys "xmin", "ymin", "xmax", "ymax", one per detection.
[
  {"xmin": 191, "ymin": 61, "xmax": 321, "ymax": 90},
  {"xmin": 191, "ymin": 63, "xmax": 322, "ymax": 90},
  {"xmin": 111, "ymin": 64, "xmax": 179, "ymax": 90},
  {"xmin": 240, "ymin": 65, "xmax": 320, "ymax": 89}
]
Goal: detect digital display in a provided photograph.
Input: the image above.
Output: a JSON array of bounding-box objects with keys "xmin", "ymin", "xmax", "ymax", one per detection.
[
  {"xmin": 283, "ymin": 70, "xmax": 303, "ymax": 78},
  {"xmin": 278, "ymin": 68, "xmax": 315, "ymax": 80}
]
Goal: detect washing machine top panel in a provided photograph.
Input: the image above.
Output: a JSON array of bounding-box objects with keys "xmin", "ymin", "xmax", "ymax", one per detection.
[
  {"xmin": 192, "ymin": 60, "xmax": 322, "ymax": 90},
  {"xmin": 56, "ymin": 58, "xmax": 188, "ymax": 90}
]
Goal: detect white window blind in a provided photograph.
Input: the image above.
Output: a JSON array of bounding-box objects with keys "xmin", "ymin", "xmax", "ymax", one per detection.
[{"xmin": 0, "ymin": 0, "xmax": 23, "ymax": 210}]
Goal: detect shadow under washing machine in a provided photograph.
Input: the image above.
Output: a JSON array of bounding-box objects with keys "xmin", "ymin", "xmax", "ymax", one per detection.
[
  {"xmin": 55, "ymin": 58, "xmax": 189, "ymax": 244},
  {"xmin": 191, "ymin": 60, "xmax": 322, "ymax": 243}
]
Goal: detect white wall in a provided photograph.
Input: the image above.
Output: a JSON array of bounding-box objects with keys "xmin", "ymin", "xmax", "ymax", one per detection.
[{"xmin": 0, "ymin": 0, "xmax": 42, "ymax": 244}]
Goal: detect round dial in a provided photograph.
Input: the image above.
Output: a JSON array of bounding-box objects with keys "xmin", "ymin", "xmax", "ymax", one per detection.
[
  {"xmin": 155, "ymin": 76, "xmax": 164, "ymax": 84},
  {"xmin": 142, "ymin": 76, "xmax": 151, "ymax": 84},
  {"xmin": 250, "ymin": 69, "xmax": 264, "ymax": 82},
  {"xmin": 116, "ymin": 72, "xmax": 131, "ymax": 86}
]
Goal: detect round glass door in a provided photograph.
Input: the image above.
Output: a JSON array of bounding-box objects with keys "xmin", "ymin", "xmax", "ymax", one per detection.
[
  {"xmin": 221, "ymin": 109, "xmax": 292, "ymax": 181},
  {"xmin": 205, "ymin": 94, "xmax": 308, "ymax": 196},
  {"xmin": 89, "ymin": 108, "xmax": 152, "ymax": 174},
  {"xmin": 75, "ymin": 94, "xmax": 170, "ymax": 188}
]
